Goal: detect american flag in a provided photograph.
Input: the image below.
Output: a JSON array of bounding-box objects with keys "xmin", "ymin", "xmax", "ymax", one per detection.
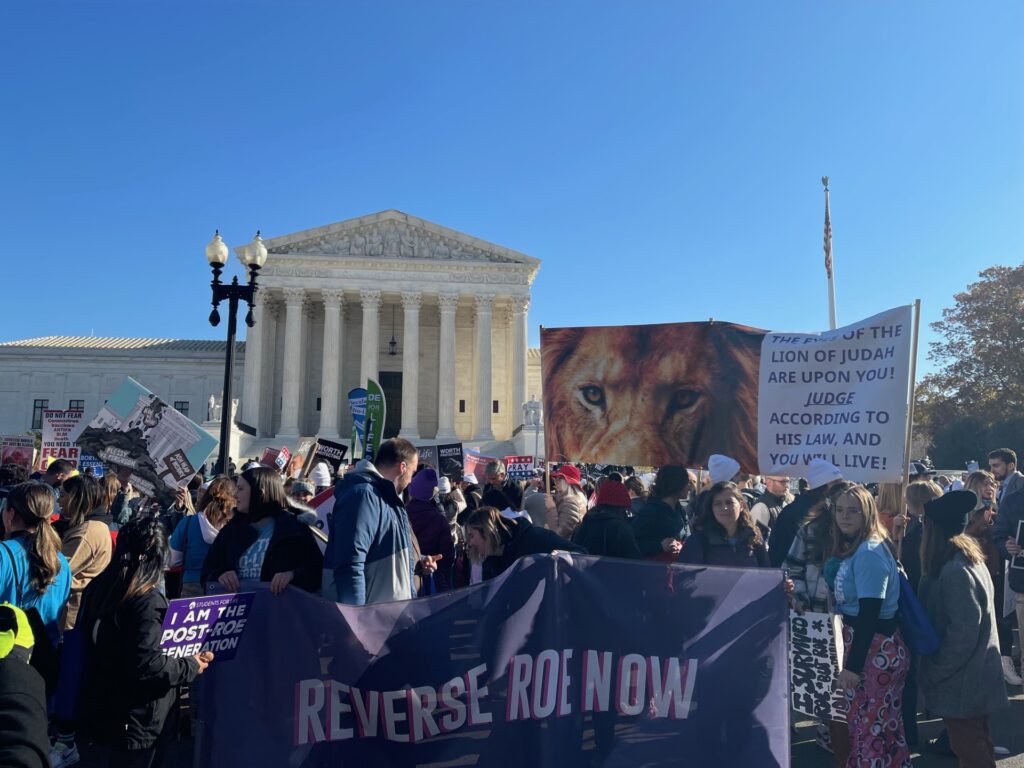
[{"xmin": 823, "ymin": 188, "xmax": 833, "ymax": 279}]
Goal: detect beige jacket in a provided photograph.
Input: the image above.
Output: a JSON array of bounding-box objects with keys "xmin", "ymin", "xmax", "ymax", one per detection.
[
  {"xmin": 61, "ymin": 520, "xmax": 113, "ymax": 631},
  {"xmin": 552, "ymin": 490, "xmax": 587, "ymax": 540}
]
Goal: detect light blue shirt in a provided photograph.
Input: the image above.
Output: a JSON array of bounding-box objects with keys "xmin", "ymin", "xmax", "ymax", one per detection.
[
  {"xmin": 833, "ymin": 539, "xmax": 900, "ymax": 619},
  {"xmin": 0, "ymin": 535, "xmax": 71, "ymax": 645},
  {"xmin": 237, "ymin": 520, "xmax": 273, "ymax": 580}
]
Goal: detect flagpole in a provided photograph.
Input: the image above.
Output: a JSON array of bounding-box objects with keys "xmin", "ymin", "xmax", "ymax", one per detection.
[{"xmin": 823, "ymin": 176, "xmax": 837, "ymax": 330}]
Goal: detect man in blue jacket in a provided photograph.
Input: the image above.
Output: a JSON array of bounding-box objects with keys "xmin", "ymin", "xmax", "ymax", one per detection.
[{"xmin": 327, "ymin": 438, "xmax": 419, "ymax": 605}]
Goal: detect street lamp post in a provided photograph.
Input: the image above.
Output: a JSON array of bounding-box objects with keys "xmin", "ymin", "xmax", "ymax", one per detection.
[{"xmin": 206, "ymin": 230, "xmax": 267, "ymax": 475}]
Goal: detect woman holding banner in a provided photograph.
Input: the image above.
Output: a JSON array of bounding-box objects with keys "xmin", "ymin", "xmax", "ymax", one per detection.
[
  {"xmin": 826, "ymin": 485, "xmax": 910, "ymax": 768},
  {"xmin": 678, "ymin": 482, "xmax": 769, "ymax": 567},
  {"xmin": 464, "ymin": 506, "xmax": 583, "ymax": 582}
]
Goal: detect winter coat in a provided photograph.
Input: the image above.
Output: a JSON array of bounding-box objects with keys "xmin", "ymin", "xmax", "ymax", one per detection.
[
  {"xmin": 60, "ymin": 513, "xmax": 113, "ymax": 631},
  {"xmin": 998, "ymin": 471, "xmax": 1024, "ymax": 504},
  {"xmin": 552, "ymin": 490, "xmax": 587, "ymax": 540},
  {"xmin": 783, "ymin": 514, "xmax": 832, "ymax": 613},
  {"xmin": 406, "ymin": 497, "xmax": 456, "ymax": 593},
  {"xmin": 571, "ymin": 506, "xmax": 642, "ymax": 560},
  {"xmin": 994, "ymin": 490, "xmax": 1024, "ymax": 593},
  {"xmin": 201, "ymin": 509, "xmax": 323, "ymax": 594},
  {"xmin": 0, "ymin": 652, "xmax": 49, "ymax": 768},
  {"xmin": 749, "ymin": 490, "xmax": 788, "ymax": 531},
  {"xmin": 919, "ymin": 548, "xmax": 1008, "ymax": 719},
  {"xmin": 76, "ymin": 581, "xmax": 199, "ymax": 750},
  {"xmin": 678, "ymin": 528, "xmax": 770, "ymax": 568},
  {"xmin": 481, "ymin": 518, "xmax": 585, "ymax": 581},
  {"xmin": 327, "ymin": 463, "xmax": 416, "ymax": 605},
  {"xmin": 631, "ymin": 498, "xmax": 686, "ymax": 558},
  {"xmin": 768, "ymin": 493, "xmax": 820, "ymax": 567}
]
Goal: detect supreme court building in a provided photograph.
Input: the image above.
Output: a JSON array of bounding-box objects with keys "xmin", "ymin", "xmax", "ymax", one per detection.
[{"xmin": 0, "ymin": 210, "xmax": 544, "ymax": 457}]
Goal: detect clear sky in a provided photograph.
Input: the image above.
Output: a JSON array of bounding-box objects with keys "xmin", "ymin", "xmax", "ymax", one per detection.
[{"xmin": 2, "ymin": 1, "xmax": 1021, "ymax": 376}]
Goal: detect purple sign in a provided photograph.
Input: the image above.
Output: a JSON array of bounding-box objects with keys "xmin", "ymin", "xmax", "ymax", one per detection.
[{"xmin": 160, "ymin": 591, "xmax": 255, "ymax": 662}]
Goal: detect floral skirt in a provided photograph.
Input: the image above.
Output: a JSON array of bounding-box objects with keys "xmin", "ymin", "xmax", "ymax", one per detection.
[{"xmin": 839, "ymin": 625, "xmax": 912, "ymax": 768}]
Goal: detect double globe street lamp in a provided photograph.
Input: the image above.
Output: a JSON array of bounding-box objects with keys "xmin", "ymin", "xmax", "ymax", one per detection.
[{"xmin": 205, "ymin": 230, "xmax": 268, "ymax": 474}]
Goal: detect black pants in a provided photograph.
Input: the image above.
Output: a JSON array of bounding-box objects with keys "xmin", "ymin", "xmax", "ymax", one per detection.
[{"xmin": 104, "ymin": 745, "xmax": 162, "ymax": 768}]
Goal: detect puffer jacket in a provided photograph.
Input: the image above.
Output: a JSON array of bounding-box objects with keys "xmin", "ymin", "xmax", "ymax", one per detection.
[{"xmin": 552, "ymin": 490, "xmax": 587, "ymax": 540}]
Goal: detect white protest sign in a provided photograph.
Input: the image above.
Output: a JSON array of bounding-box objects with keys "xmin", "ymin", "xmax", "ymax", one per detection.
[
  {"xmin": 789, "ymin": 610, "xmax": 846, "ymax": 722},
  {"xmin": 757, "ymin": 305, "xmax": 913, "ymax": 483}
]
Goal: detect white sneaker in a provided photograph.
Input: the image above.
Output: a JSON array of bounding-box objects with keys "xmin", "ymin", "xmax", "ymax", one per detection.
[
  {"xmin": 1001, "ymin": 656, "xmax": 1022, "ymax": 686},
  {"xmin": 49, "ymin": 741, "xmax": 80, "ymax": 768}
]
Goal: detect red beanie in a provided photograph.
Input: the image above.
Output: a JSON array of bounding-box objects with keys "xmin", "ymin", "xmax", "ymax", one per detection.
[{"xmin": 595, "ymin": 480, "xmax": 632, "ymax": 509}]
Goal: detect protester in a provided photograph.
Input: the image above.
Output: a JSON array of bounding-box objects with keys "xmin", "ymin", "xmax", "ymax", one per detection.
[
  {"xmin": 309, "ymin": 461, "xmax": 333, "ymax": 495},
  {"xmin": 570, "ymin": 480, "xmax": 642, "ymax": 559},
  {"xmin": 749, "ymin": 475, "xmax": 791, "ymax": 532},
  {"xmin": 988, "ymin": 447, "xmax": 1024, "ymax": 503},
  {"xmin": 0, "ymin": 463, "xmax": 29, "ymax": 492},
  {"xmin": 0, "ymin": 602, "xmax": 50, "ymax": 768},
  {"xmin": 405, "ymin": 468, "xmax": 455, "ymax": 594},
  {"xmin": 919, "ymin": 490, "xmax": 1008, "ymax": 766},
  {"xmin": 36, "ymin": 460, "xmax": 75, "ymax": 496},
  {"xmin": 903, "ymin": 481, "xmax": 943, "ymax": 593},
  {"xmin": 202, "ymin": 466, "xmax": 323, "ymax": 596},
  {"xmin": 679, "ymin": 481, "xmax": 769, "ymax": 567},
  {"xmin": 57, "ymin": 475, "xmax": 113, "ymax": 633},
  {"xmin": 783, "ymin": 479, "xmax": 857, "ymax": 755},
  {"xmin": 624, "ymin": 475, "xmax": 646, "ymax": 515},
  {"xmin": 75, "ymin": 516, "xmax": 212, "ymax": 768},
  {"xmin": 768, "ymin": 458, "xmax": 843, "ymax": 567},
  {"xmin": 549, "ymin": 465, "xmax": 587, "ymax": 539},
  {"xmin": 327, "ymin": 439, "xmax": 418, "ymax": 605},
  {"xmin": 963, "ymin": 469, "xmax": 1020, "ymax": 686},
  {"xmin": 826, "ymin": 484, "xmax": 910, "ymax": 767},
  {"xmin": 169, "ymin": 475, "xmax": 235, "ymax": 599},
  {"xmin": 993, "ymin": 471, "xmax": 1024, "ymax": 677},
  {"xmin": 875, "ymin": 482, "xmax": 905, "ymax": 537},
  {"xmin": 523, "ymin": 492, "xmax": 556, "ymax": 530},
  {"xmin": 456, "ymin": 473, "xmax": 482, "ymax": 523},
  {"xmin": 483, "ymin": 460, "xmax": 524, "ymax": 511},
  {"xmin": 0, "ymin": 484, "xmax": 70, "ymax": 646},
  {"xmin": 631, "ymin": 465, "xmax": 689, "ymax": 560},
  {"xmin": 464, "ymin": 506, "xmax": 583, "ymax": 582},
  {"xmin": 909, "ymin": 461, "xmax": 936, "ymax": 484}
]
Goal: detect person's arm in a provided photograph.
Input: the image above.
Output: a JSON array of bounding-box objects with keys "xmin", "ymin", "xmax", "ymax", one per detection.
[
  {"xmin": 754, "ymin": 543, "xmax": 771, "ymax": 568},
  {"xmin": 678, "ymin": 532, "xmax": 706, "ymax": 565},
  {"xmin": 631, "ymin": 508, "xmax": 666, "ymax": 557},
  {"xmin": 843, "ymin": 597, "xmax": 883, "ymax": 674},
  {"xmin": 434, "ymin": 519, "xmax": 456, "ymax": 593},
  {"xmin": 331, "ymin": 490, "xmax": 377, "ymax": 606},
  {"xmin": 289, "ymin": 524, "xmax": 324, "ymax": 593},
  {"xmin": 168, "ymin": 517, "xmax": 186, "ymax": 569},
  {"xmin": 554, "ymin": 496, "xmax": 583, "ymax": 540},
  {"xmin": 125, "ymin": 596, "xmax": 199, "ymax": 701},
  {"xmin": 200, "ymin": 523, "xmax": 231, "ymax": 586},
  {"xmin": 992, "ymin": 501, "xmax": 1016, "ymax": 561},
  {"xmin": 767, "ymin": 512, "xmax": 794, "ymax": 568}
]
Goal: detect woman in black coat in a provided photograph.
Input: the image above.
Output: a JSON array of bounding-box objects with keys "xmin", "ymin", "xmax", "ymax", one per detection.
[
  {"xmin": 571, "ymin": 480, "xmax": 642, "ymax": 560},
  {"xmin": 76, "ymin": 516, "xmax": 212, "ymax": 768},
  {"xmin": 201, "ymin": 466, "xmax": 323, "ymax": 595}
]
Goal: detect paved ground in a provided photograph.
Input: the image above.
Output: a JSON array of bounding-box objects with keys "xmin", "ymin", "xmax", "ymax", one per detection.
[{"xmin": 74, "ymin": 687, "xmax": 1023, "ymax": 766}]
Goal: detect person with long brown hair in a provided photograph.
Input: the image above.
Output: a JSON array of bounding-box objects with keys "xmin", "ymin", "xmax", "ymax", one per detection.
[
  {"xmin": 919, "ymin": 490, "xmax": 1008, "ymax": 766},
  {"xmin": 202, "ymin": 466, "xmax": 322, "ymax": 595},
  {"xmin": 0, "ymin": 483, "xmax": 70, "ymax": 646},
  {"xmin": 56, "ymin": 475, "xmax": 114, "ymax": 633},
  {"xmin": 679, "ymin": 481, "xmax": 769, "ymax": 567},
  {"xmin": 75, "ymin": 515, "xmax": 212, "ymax": 767},
  {"xmin": 825, "ymin": 484, "xmax": 910, "ymax": 767},
  {"xmin": 962, "ymin": 472, "xmax": 1021, "ymax": 694},
  {"xmin": 169, "ymin": 476, "xmax": 235, "ymax": 599},
  {"xmin": 464, "ymin": 506, "xmax": 582, "ymax": 583}
]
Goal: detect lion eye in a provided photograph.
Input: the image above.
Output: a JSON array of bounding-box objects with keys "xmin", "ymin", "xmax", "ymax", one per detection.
[
  {"xmin": 579, "ymin": 385, "xmax": 605, "ymax": 407},
  {"xmin": 670, "ymin": 388, "xmax": 700, "ymax": 411}
]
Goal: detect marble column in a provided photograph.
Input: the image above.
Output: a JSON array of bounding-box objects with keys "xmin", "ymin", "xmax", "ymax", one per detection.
[
  {"xmin": 435, "ymin": 293, "xmax": 459, "ymax": 440},
  {"xmin": 240, "ymin": 289, "xmax": 267, "ymax": 432},
  {"xmin": 319, "ymin": 289, "xmax": 345, "ymax": 438},
  {"xmin": 398, "ymin": 291, "xmax": 422, "ymax": 439},
  {"xmin": 359, "ymin": 289, "xmax": 382, "ymax": 388},
  {"xmin": 278, "ymin": 287, "xmax": 305, "ymax": 437},
  {"xmin": 473, "ymin": 294, "xmax": 495, "ymax": 441},
  {"xmin": 511, "ymin": 296, "xmax": 529, "ymax": 429}
]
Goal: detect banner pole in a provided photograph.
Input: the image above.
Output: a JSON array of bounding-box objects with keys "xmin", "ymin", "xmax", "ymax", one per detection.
[
  {"xmin": 897, "ymin": 299, "xmax": 922, "ymax": 559},
  {"xmin": 823, "ymin": 177, "xmax": 837, "ymax": 330}
]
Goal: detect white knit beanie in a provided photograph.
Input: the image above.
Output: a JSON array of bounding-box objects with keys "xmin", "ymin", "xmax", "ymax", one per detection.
[
  {"xmin": 708, "ymin": 454, "xmax": 741, "ymax": 484},
  {"xmin": 806, "ymin": 458, "xmax": 843, "ymax": 490}
]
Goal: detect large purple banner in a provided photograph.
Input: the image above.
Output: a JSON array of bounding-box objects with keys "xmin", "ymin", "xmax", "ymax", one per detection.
[{"xmin": 194, "ymin": 555, "xmax": 789, "ymax": 767}]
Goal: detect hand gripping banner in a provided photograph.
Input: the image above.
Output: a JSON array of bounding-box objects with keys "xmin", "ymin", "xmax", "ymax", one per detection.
[{"xmin": 194, "ymin": 556, "xmax": 789, "ymax": 767}]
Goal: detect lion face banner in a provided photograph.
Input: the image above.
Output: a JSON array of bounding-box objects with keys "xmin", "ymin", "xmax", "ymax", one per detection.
[{"xmin": 541, "ymin": 305, "xmax": 915, "ymax": 483}]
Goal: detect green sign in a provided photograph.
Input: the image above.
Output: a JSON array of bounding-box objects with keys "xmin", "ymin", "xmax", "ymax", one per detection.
[{"xmin": 365, "ymin": 378, "xmax": 386, "ymax": 461}]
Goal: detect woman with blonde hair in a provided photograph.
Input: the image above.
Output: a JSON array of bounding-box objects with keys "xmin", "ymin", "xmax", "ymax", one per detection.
[
  {"xmin": 902, "ymin": 480, "xmax": 943, "ymax": 593},
  {"xmin": 169, "ymin": 476, "xmax": 236, "ymax": 599},
  {"xmin": 876, "ymin": 482, "xmax": 905, "ymax": 537},
  {"xmin": 919, "ymin": 490, "xmax": 1008, "ymax": 766},
  {"xmin": 963, "ymin": 469, "xmax": 1021, "ymax": 686},
  {"xmin": 825, "ymin": 484, "xmax": 910, "ymax": 767}
]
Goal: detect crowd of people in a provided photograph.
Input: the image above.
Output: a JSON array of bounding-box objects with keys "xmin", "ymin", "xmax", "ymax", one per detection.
[{"xmin": 0, "ymin": 441, "xmax": 1020, "ymax": 766}]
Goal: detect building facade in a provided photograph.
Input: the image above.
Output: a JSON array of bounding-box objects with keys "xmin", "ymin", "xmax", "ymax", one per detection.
[{"xmin": 0, "ymin": 211, "xmax": 543, "ymax": 454}]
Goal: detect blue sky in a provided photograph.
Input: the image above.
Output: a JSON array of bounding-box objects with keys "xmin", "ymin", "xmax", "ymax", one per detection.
[{"xmin": 2, "ymin": 1, "xmax": 1021, "ymax": 376}]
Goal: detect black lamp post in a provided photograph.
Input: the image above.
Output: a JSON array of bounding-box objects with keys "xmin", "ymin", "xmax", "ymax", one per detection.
[{"xmin": 206, "ymin": 230, "xmax": 267, "ymax": 475}]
